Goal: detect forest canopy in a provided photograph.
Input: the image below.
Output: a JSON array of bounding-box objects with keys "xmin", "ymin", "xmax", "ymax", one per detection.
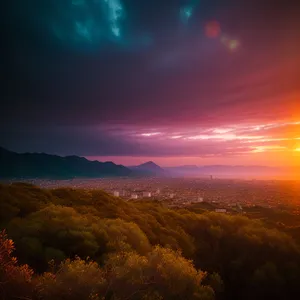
[{"xmin": 1, "ymin": 183, "xmax": 300, "ymax": 300}]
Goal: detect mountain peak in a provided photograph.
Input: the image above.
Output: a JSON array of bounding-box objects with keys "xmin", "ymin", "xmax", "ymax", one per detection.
[
  {"xmin": 129, "ymin": 161, "xmax": 166, "ymax": 176},
  {"xmin": 140, "ymin": 161, "xmax": 158, "ymax": 167},
  {"xmin": 138, "ymin": 161, "xmax": 163, "ymax": 170}
]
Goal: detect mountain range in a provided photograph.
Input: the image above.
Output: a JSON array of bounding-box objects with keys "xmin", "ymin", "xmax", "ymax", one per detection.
[
  {"xmin": 0, "ymin": 147, "xmax": 132, "ymax": 179},
  {"xmin": 0, "ymin": 147, "xmax": 296, "ymax": 179},
  {"xmin": 165, "ymin": 165, "xmax": 296, "ymax": 178},
  {"xmin": 0, "ymin": 147, "xmax": 169, "ymax": 179}
]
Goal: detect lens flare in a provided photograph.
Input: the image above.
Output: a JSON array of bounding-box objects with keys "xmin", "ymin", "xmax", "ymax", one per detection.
[
  {"xmin": 180, "ymin": 6, "xmax": 193, "ymax": 24},
  {"xmin": 221, "ymin": 35, "xmax": 240, "ymax": 51},
  {"xmin": 204, "ymin": 21, "xmax": 221, "ymax": 38},
  {"xmin": 180, "ymin": 0, "xmax": 200, "ymax": 25}
]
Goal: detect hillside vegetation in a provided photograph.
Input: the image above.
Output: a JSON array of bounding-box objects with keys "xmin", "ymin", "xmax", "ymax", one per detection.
[{"xmin": 1, "ymin": 183, "xmax": 300, "ymax": 300}]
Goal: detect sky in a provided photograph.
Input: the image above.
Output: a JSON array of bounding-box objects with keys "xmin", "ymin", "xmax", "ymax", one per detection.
[{"xmin": 1, "ymin": 0, "xmax": 300, "ymax": 167}]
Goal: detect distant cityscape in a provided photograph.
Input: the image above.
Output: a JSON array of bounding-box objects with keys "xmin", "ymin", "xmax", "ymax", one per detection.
[{"xmin": 3, "ymin": 177, "xmax": 299, "ymax": 214}]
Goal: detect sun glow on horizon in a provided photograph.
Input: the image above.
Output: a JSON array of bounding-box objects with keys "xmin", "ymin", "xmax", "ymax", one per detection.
[{"xmin": 123, "ymin": 120, "xmax": 300, "ymax": 167}]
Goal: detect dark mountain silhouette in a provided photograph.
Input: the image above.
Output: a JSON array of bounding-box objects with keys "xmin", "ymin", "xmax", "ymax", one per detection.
[
  {"xmin": 1, "ymin": 147, "xmax": 295, "ymax": 180},
  {"xmin": 129, "ymin": 161, "xmax": 167, "ymax": 177},
  {"xmin": 0, "ymin": 147, "xmax": 132, "ymax": 179}
]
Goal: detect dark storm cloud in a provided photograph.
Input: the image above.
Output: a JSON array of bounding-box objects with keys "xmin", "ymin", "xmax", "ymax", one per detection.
[
  {"xmin": 1, "ymin": 0, "xmax": 300, "ymax": 156},
  {"xmin": 0, "ymin": 126, "xmax": 143, "ymax": 156}
]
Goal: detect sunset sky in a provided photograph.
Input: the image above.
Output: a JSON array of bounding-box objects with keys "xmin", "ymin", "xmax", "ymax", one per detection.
[{"xmin": 1, "ymin": 0, "xmax": 300, "ymax": 167}]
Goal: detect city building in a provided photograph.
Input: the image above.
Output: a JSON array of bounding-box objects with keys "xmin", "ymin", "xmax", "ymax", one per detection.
[
  {"xmin": 143, "ymin": 192, "xmax": 151, "ymax": 198},
  {"xmin": 113, "ymin": 191, "xmax": 120, "ymax": 197},
  {"xmin": 131, "ymin": 194, "xmax": 138, "ymax": 199}
]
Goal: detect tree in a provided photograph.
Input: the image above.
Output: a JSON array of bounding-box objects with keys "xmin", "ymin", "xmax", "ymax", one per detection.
[
  {"xmin": 0, "ymin": 230, "xmax": 34, "ymax": 300},
  {"xmin": 105, "ymin": 246, "xmax": 216, "ymax": 300},
  {"xmin": 36, "ymin": 257, "xmax": 107, "ymax": 300}
]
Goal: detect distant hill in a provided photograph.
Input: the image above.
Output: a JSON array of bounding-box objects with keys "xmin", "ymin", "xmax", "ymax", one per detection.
[
  {"xmin": 129, "ymin": 161, "xmax": 167, "ymax": 177},
  {"xmin": 165, "ymin": 164, "xmax": 291, "ymax": 178},
  {"xmin": 0, "ymin": 147, "xmax": 132, "ymax": 179},
  {"xmin": 166, "ymin": 165, "xmax": 199, "ymax": 173}
]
